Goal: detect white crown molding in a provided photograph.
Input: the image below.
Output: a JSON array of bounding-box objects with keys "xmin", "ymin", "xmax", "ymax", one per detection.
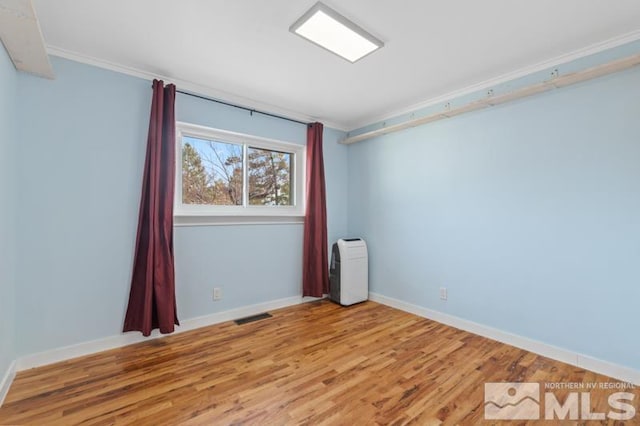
[
  {"xmin": 45, "ymin": 45, "xmax": 348, "ymax": 132},
  {"xmin": 347, "ymin": 29, "xmax": 640, "ymax": 131},
  {"xmin": 16, "ymin": 295, "xmax": 320, "ymax": 372},
  {"xmin": 369, "ymin": 292, "xmax": 640, "ymax": 386},
  {"xmin": 0, "ymin": 360, "xmax": 16, "ymax": 408},
  {"xmin": 47, "ymin": 29, "xmax": 640, "ymax": 135}
]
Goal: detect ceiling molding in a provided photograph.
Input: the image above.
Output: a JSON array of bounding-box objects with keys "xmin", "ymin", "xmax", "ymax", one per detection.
[
  {"xmin": 46, "ymin": 27, "xmax": 640, "ymax": 135},
  {"xmin": 46, "ymin": 45, "xmax": 348, "ymax": 132},
  {"xmin": 347, "ymin": 29, "xmax": 640, "ymax": 131}
]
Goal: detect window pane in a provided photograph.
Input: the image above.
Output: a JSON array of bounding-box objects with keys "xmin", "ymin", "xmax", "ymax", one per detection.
[
  {"xmin": 247, "ymin": 147, "xmax": 293, "ymax": 206},
  {"xmin": 182, "ymin": 136, "xmax": 243, "ymax": 206}
]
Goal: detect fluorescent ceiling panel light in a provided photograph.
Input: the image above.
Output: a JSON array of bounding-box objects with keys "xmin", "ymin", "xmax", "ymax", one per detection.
[{"xmin": 290, "ymin": 2, "xmax": 383, "ymax": 63}]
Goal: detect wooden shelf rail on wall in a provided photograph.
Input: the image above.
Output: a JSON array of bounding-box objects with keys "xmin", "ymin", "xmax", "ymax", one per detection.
[{"xmin": 341, "ymin": 53, "xmax": 640, "ymax": 145}]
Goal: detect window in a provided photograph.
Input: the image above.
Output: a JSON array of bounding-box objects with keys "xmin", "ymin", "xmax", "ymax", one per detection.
[{"xmin": 175, "ymin": 122, "xmax": 305, "ymax": 224}]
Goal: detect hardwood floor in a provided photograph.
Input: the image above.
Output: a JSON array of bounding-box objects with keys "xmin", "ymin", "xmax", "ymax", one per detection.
[{"xmin": 0, "ymin": 301, "xmax": 635, "ymax": 425}]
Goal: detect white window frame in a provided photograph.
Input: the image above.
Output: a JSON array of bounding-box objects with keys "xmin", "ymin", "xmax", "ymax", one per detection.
[{"xmin": 174, "ymin": 122, "xmax": 306, "ymax": 225}]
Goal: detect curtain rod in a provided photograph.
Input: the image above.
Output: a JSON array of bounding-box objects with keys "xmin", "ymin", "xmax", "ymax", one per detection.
[{"xmin": 176, "ymin": 90, "xmax": 310, "ymax": 126}]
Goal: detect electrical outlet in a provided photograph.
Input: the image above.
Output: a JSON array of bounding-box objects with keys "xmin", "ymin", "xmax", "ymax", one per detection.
[
  {"xmin": 213, "ymin": 287, "xmax": 222, "ymax": 301},
  {"xmin": 439, "ymin": 287, "xmax": 448, "ymax": 301}
]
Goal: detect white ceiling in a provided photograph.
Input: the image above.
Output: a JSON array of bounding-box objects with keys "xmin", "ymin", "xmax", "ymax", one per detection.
[{"xmin": 32, "ymin": 0, "xmax": 640, "ymax": 130}]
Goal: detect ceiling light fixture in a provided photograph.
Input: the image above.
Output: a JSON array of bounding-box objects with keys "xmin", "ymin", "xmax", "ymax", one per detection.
[{"xmin": 290, "ymin": 2, "xmax": 384, "ymax": 63}]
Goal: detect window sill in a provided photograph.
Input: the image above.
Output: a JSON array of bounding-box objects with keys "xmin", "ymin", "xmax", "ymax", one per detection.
[{"xmin": 174, "ymin": 215, "xmax": 305, "ymax": 227}]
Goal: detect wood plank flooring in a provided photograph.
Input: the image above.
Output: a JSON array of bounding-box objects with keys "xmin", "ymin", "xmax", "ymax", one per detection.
[{"xmin": 0, "ymin": 301, "xmax": 635, "ymax": 425}]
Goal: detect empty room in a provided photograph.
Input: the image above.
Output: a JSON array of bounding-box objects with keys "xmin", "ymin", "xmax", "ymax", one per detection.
[{"xmin": 1, "ymin": 0, "xmax": 639, "ymax": 424}]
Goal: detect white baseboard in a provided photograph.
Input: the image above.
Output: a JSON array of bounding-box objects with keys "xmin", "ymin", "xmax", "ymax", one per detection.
[
  {"xmin": 369, "ymin": 292, "xmax": 640, "ymax": 386},
  {"xmin": 17, "ymin": 295, "xmax": 315, "ymax": 372},
  {"xmin": 0, "ymin": 360, "xmax": 16, "ymax": 407}
]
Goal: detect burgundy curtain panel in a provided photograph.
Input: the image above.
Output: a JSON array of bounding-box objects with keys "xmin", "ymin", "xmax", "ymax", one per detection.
[
  {"xmin": 302, "ymin": 122, "xmax": 329, "ymax": 297},
  {"xmin": 123, "ymin": 79, "xmax": 179, "ymax": 336}
]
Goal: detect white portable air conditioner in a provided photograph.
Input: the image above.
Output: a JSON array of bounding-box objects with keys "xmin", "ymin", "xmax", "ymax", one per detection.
[{"xmin": 329, "ymin": 238, "xmax": 368, "ymax": 306}]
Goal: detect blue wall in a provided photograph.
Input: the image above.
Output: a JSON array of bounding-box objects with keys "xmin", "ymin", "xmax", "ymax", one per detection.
[
  {"xmin": 11, "ymin": 48, "xmax": 639, "ymax": 375},
  {"xmin": 15, "ymin": 57, "xmax": 347, "ymax": 356},
  {"xmin": 0, "ymin": 45, "xmax": 17, "ymax": 381},
  {"xmin": 16, "ymin": 58, "xmax": 149, "ymax": 356},
  {"xmin": 348, "ymin": 68, "xmax": 640, "ymax": 370}
]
